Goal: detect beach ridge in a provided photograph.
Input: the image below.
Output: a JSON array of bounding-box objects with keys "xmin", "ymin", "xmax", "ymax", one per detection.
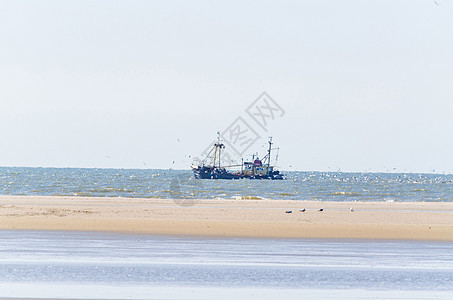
[{"xmin": 1, "ymin": 195, "xmax": 452, "ymax": 241}]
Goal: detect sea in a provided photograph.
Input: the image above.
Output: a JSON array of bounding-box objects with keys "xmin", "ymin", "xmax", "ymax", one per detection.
[
  {"xmin": 1, "ymin": 167, "xmax": 452, "ymax": 202},
  {"xmin": 1, "ymin": 167, "xmax": 453, "ymax": 299}
]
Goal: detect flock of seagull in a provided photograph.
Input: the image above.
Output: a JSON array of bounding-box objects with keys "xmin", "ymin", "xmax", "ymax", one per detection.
[{"xmin": 285, "ymin": 207, "xmax": 354, "ymax": 213}]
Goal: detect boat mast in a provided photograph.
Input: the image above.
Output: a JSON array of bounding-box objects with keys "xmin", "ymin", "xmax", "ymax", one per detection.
[
  {"xmin": 218, "ymin": 141, "xmax": 221, "ymax": 169},
  {"xmin": 267, "ymin": 137, "xmax": 272, "ymax": 175},
  {"xmin": 214, "ymin": 131, "xmax": 224, "ymax": 169},
  {"xmin": 217, "ymin": 132, "xmax": 220, "ymax": 168}
]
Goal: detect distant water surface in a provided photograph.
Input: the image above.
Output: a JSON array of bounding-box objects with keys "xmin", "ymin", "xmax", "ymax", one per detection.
[{"xmin": 0, "ymin": 167, "xmax": 452, "ymax": 202}]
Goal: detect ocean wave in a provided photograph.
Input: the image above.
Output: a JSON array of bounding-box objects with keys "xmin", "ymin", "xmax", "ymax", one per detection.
[{"xmin": 329, "ymin": 192, "xmax": 361, "ymax": 196}]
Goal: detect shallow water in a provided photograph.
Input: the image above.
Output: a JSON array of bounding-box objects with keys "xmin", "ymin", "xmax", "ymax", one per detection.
[
  {"xmin": 1, "ymin": 167, "xmax": 452, "ymax": 201},
  {"xmin": 0, "ymin": 231, "xmax": 453, "ymax": 299}
]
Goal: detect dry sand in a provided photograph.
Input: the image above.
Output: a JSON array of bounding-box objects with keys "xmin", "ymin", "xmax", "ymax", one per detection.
[{"xmin": 1, "ymin": 195, "xmax": 453, "ymax": 241}]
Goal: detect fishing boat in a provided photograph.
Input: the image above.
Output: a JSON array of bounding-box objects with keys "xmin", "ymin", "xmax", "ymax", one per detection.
[{"xmin": 191, "ymin": 134, "xmax": 284, "ymax": 180}]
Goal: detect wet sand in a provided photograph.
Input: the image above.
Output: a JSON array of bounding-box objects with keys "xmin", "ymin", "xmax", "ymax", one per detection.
[{"xmin": 0, "ymin": 195, "xmax": 453, "ymax": 241}]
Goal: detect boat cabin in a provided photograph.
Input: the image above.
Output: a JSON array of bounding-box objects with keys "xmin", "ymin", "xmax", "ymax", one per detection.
[{"xmin": 243, "ymin": 159, "xmax": 271, "ymax": 177}]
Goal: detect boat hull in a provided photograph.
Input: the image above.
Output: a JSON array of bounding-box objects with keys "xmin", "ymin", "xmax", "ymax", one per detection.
[{"xmin": 192, "ymin": 166, "xmax": 284, "ymax": 180}]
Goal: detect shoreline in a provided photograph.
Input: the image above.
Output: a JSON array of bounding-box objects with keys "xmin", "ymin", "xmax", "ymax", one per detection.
[{"xmin": 1, "ymin": 195, "xmax": 453, "ymax": 241}]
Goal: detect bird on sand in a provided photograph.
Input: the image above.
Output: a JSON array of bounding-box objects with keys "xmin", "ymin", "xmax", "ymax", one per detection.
[{"xmin": 350, "ymin": 207, "xmax": 354, "ymax": 212}]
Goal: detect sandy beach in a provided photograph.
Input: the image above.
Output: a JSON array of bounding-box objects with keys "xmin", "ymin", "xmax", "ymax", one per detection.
[{"xmin": 1, "ymin": 195, "xmax": 453, "ymax": 241}]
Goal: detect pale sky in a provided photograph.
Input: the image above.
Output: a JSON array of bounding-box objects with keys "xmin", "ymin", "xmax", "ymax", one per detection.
[{"xmin": 1, "ymin": 0, "xmax": 452, "ymax": 173}]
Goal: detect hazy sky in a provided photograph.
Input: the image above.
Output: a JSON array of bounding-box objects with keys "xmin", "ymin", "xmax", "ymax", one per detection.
[{"xmin": 1, "ymin": 0, "xmax": 452, "ymax": 173}]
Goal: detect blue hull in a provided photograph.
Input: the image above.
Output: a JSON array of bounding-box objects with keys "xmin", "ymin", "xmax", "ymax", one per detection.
[{"xmin": 192, "ymin": 166, "xmax": 284, "ymax": 180}]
